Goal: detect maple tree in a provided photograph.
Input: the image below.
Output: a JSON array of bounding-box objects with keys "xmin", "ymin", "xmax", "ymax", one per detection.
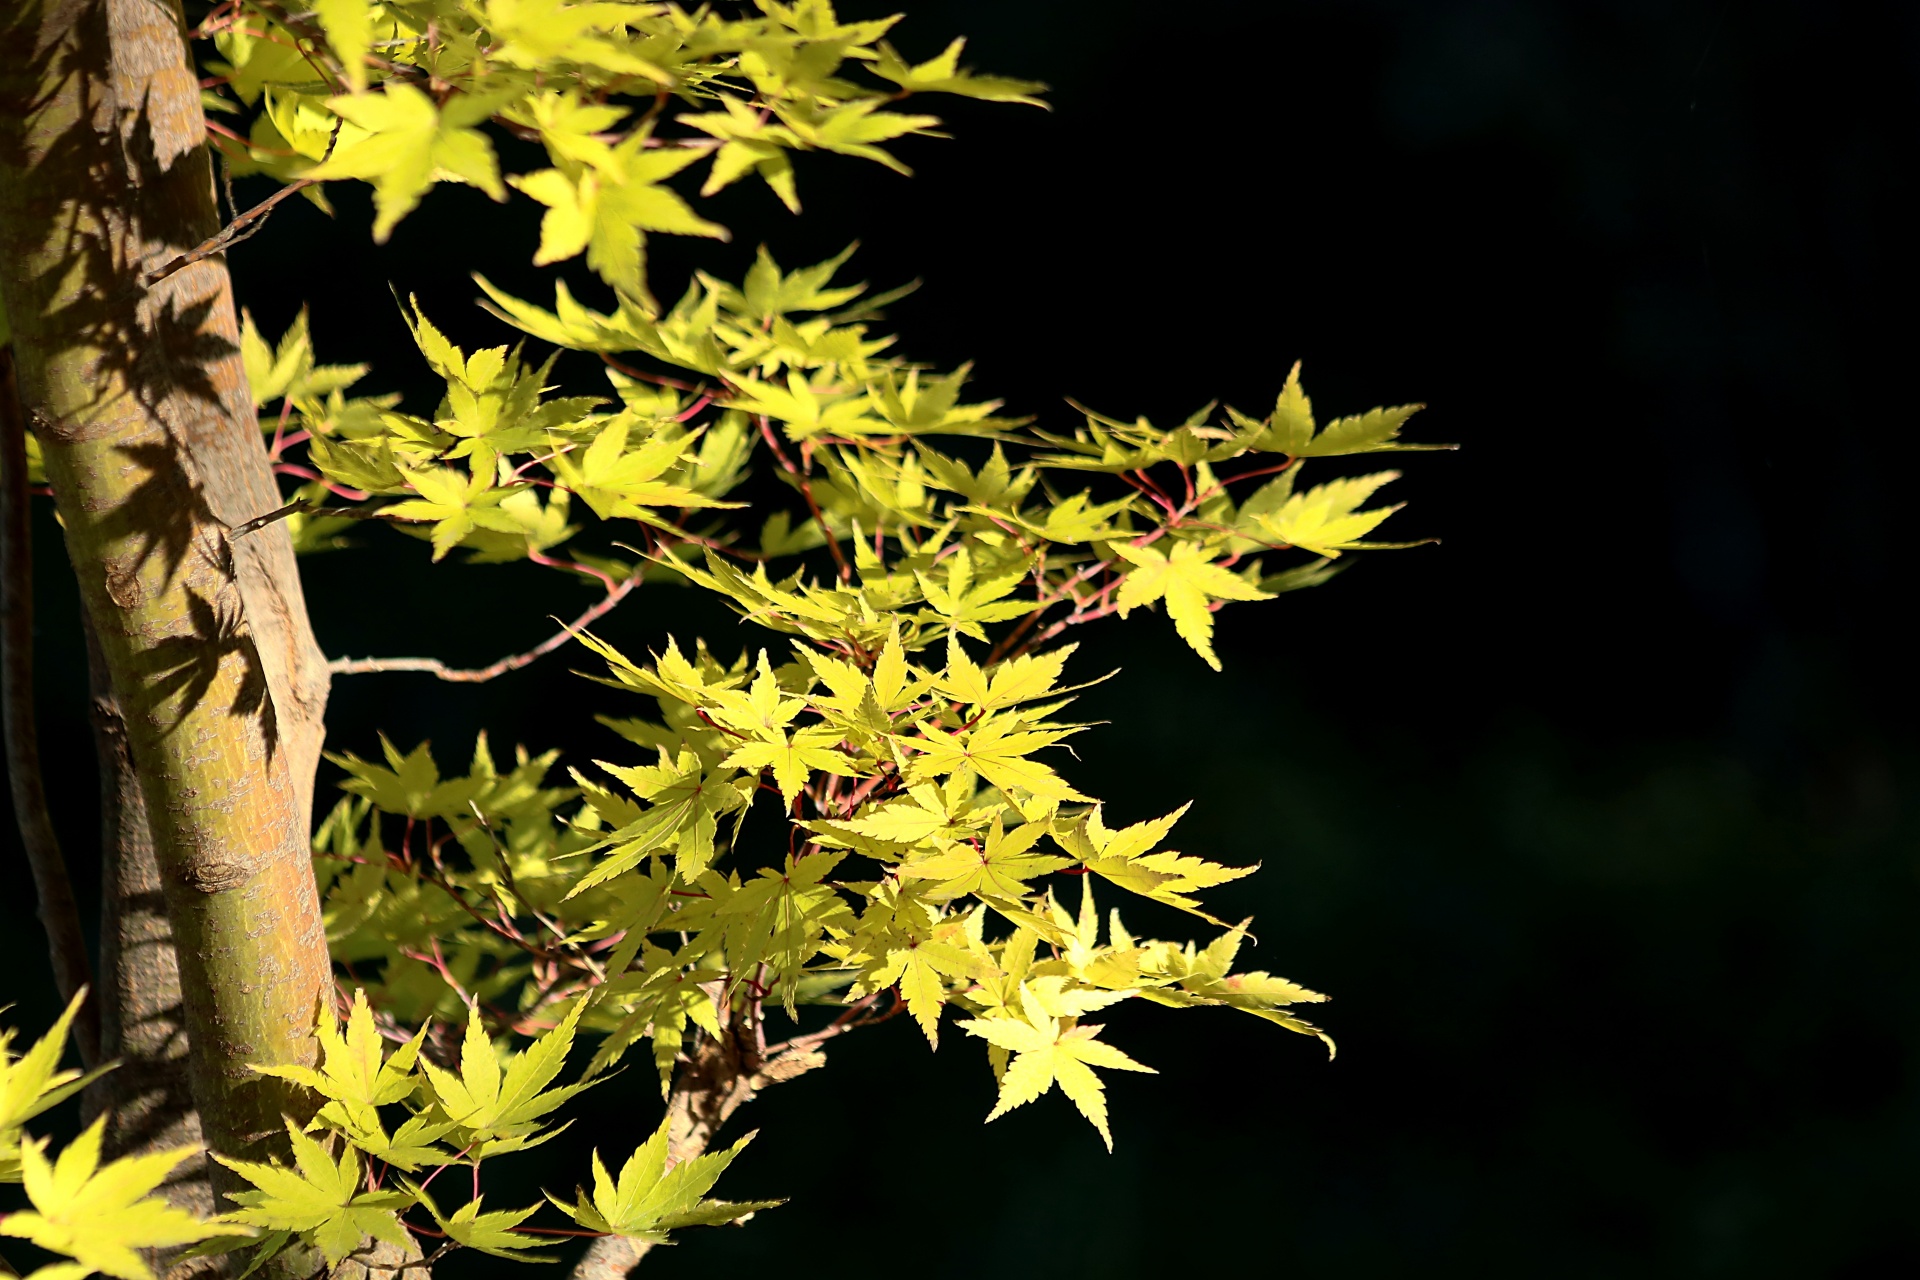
[{"xmin": 0, "ymin": 2, "xmax": 1449, "ymax": 1278}]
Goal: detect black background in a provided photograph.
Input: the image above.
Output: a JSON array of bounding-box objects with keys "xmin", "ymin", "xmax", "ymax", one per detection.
[{"xmin": 6, "ymin": 1, "xmax": 1920, "ymax": 1275}]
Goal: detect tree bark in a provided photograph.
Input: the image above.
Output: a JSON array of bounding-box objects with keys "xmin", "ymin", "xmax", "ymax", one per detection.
[
  {"xmin": 0, "ymin": 0, "xmax": 333, "ymax": 1177},
  {"xmin": 82, "ymin": 613, "xmax": 216, "ymax": 1273}
]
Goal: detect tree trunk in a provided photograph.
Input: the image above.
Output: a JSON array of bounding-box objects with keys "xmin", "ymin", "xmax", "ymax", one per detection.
[
  {"xmin": 0, "ymin": 0, "xmax": 333, "ymax": 1177},
  {"xmin": 82, "ymin": 614, "xmax": 215, "ymax": 1263}
]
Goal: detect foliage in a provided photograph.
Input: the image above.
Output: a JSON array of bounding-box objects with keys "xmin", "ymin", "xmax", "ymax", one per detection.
[
  {"xmin": 0, "ymin": 998, "xmax": 242, "ymax": 1280},
  {"xmin": 6, "ymin": 0, "xmax": 1447, "ymax": 1272}
]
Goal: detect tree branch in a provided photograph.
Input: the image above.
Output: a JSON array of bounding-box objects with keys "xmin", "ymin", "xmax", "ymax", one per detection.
[
  {"xmin": 0, "ymin": 347, "xmax": 99, "ymax": 1067},
  {"xmin": 328, "ymin": 572, "xmax": 641, "ymax": 682}
]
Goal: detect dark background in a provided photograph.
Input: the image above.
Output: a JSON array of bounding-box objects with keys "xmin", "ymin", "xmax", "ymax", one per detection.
[{"xmin": 7, "ymin": 0, "xmax": 1920, "ymax": 1275}]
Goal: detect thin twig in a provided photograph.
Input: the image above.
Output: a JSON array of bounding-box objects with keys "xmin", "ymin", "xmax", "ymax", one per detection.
[
  {"xmin": 329, "ymin": 572, "xmax": 641, "ymax": 681},
  {"xmin": 228, "ymin": 499, "xmax": 412, "ymax": 538},
  {"xmin": 142, "ymin": 177, "xmax": 319, "ymax": 285},
  {"xmin": 0, "ymin": 349, "xmax": 99, "ymax": 1066}
]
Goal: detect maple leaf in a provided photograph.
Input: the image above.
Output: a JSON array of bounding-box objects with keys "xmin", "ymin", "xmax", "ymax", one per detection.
[
  {"xmin": 548, "ymin": 419, "xmax": 739, "ymax": 523},
  {"xmin": 1055, "ymin": 805, "xmax": 1254, "ymax": 924},
  {"xmin": 483, "ymin": 0, "xmax": 674, "ymax": 81},
  {"xmin": 898, "ymin": 815, "xmax": 1069, "ymax": 903},
  {"xmin": 859, "ymin": 912, "xmax": 986, "ymax": 1046},
  {"xmin": 933, "ymin": 635, "xmax": 1085, "ymax": 712},
  {"xmin": 958, "ymin": 994, "xmax": 1156, "ymax": 1151},
  {"xmin": 309, "ymin": 83, "xmax": 509, "ymax": 241},
  {"xmin": 682, "ymin": 97, "xmax": 804, "ymax": 211},
  {"xmin": 781, "ymin": 99, "xmax": 941, "ymax": 174},
  {"xmin": 709, "ymin": 853, "xmax": 853, "ymax": 1011},
  {"xmin": 215, "ymin": 1122, "xmax": 414, "ymax": 1267},
  {"xmin": 383, "ymin": 461, "xmax": 522, "ymax": 561},
  {"xmin": 250, "ymin": 991, "xmax": 450, "ymax": 1171},
  {"xmin": 871, "ymin": 38, "xmax": 1049, "ymax": 106},
  {"xmin": 1253, "ymin": 470, "xmax": 1426, "ymax": 560},
  {"xmin": 1, "ymin": 1119, "xmax": 242, "ymax": 1280},
  {"xmin": 914, "ymin": 546, "xmax": 1037, "ymax": 641},
  {"xmin": 326, "ymin": 736, "xmax": 484, "ymax": 820},
  {"xmin": 571, "ymin": 750, "xmax": 739, "ymax": 892},
  {"xmin": 904, "ymin": 714, "xmax": 1088, "ymax": 804},
  {"xmin": 312, "ymin": 0, "xmax": 373, "ymax": 93},
  {"xmin": 419, "ymin": 1001, "xmax": 593, "ymax": 1157},
  {"xmin": 1230, "ymin": 362, "xmax": 1448, "ymax": 456},
  {"xmin": 511, "ymin": 136, "xmax": 729, "ymax": 297},
  {"xmin": 1112, "ymin": 539, "xmax": 1272, "ymax": 671},
  {"xmin": 1, "ymin": 992, "xmax": 109, "ymax": 1182},
  {"xmin": 409, "ymin": 1183, "xmax": 552, "ymax": 1262},
  {"xmin": 551, "ymin": 1119, "xmax": 780, "ymax": 1244}
]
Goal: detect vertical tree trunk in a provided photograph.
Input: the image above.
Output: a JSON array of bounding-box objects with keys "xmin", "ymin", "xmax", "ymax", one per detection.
[
  {"xmin": 83, "ymin": 615, "xmax": 213, "ymax": 1236},
  {"xmin": 0, "ymin": 0, "xmax": 333, "ymax": 1173}
]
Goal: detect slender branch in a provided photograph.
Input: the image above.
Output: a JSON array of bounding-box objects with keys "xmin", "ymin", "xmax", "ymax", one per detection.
[
  {"xmin": 228, "ymin": 499, "xmax": 407, "ymax": 539},
  {"xmin": 755, "ymin": 415, "xmax": 849, "ymax": 581},
  {"xmin": 0, "ymin": 349, "xmax": 99, "ymax": 1067},
  {"xmin": 328, "ymin": 572, "xmax": 641, "ymax": 681},
  {"xmin": 142, "ymin": 177, "xmax": 316, "ymax": 286}
]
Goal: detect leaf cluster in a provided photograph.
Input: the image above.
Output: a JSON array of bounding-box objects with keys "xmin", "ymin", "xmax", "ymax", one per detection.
[
  {"xmin": 171, "ymin": 0, "xmax": 1452, "ymax": 1267},
  {"xmin": 0, "ymin": 997, "xmax": 243, "ymax": 1280}
]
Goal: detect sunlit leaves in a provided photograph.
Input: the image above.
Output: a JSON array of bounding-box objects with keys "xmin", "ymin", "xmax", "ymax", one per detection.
[
  {"xmin": 1, "ymin": 1120, "xmax": 239, "ymax": 1280},
  {"xmin": 216, "ymin": 1123, "xmax": 414, "ymax": 1267},
  {"xmin": 1113, "ymin": 540, "xmax": 1271, "ymax": 671},
  {"xmin": 1230, "ymin": 362, "xmax": 1450, "ymax": 457},
  {"xmin": 309, "ymin": 83, "xmax": 507, "ymax": 241},
  {"xmin": 871, "ymin": 38, "xmax": 1049, "ymax": 106},
  {"xmin": 958, "ymin": 999, "xmax": 1155, "ymax": 1151},
  {"xmin": 418, "ymin": 1002, "xmax": 593, "ymax": 1157},
  {"xmin": 552, "ymin": 1120, "xmax": 778, "ymax": 1244},
  {"xmin": 176, "ymin": 0, "xmax": 1455, "ymax": 1229},
  {"xmin": 0, "ymin": 993, "xmax": 106, "ymax": 1183},
  {"xmin": 1253, "ymin": 471, "xmax": 1419, "ymax": 559}
]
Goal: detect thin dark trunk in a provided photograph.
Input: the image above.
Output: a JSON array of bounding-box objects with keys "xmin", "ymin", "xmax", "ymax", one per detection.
[
  {"xmin": 1, "ymin": 344, "xmax": 98, "ymax": 1066},
  {"xmin": 81, "ymin": 611, "xmax": 213, "ymax": 1267}
]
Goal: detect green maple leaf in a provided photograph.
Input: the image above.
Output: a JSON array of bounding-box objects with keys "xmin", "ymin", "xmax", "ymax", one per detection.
[
  {"xmin": 870, "ymin": 38, "xmax": 1049, "ymax": 106},
  {"xmin": 549, "ymin": 419, "xmax": 740, "ymax": 523},
  {"xmin": 958, "ymin": 995, "xmax": 1155, "ymax": 1151},
  {"xmin": 932, "ymin": 635, "xmax": 1083, "ymax": 712},
  {"xmin": 1, "ymin": 993, "xmax": 110, "ymax": 1182},
  {"xmin": 1230, "ymin": 362, "xmax": 1449, "ymax": 456},
  {"xmin": 570, "ymin": 750, "xmax": 740, "ymax": 892},
  {"xmin": 408, "ymin": 1183, "xmax": 552, "ymax": 1262},
  {"xmin": 914, "ymin": 545, "xmax": 1037, "ymax": 641},
  {"xmin": 682, "ymin": 97, "xmax": 803, "ymax": 211},
  {"xmin": 511, "ymin": 137, "xmax": 729, "ymax": 298},
  {"xmin": 1, "ymin": 1118, "xmax": 242, "ymax": 1280},
  {"xmin": 239, "ymin": 308, "xmax": 366, "ymax": 409},
  {"xmin": 250, "ymin": 991, "xmax": 451, "ymax": 1171},
  {"xmin": 309, "ymin": 83, "xmax": 509, "ymax": 241},
  {"xmin": 312, "ymin": 0, "xmax": 373, "ymax": 93},
  {"xmin": 904, "ymin": 714, "xmax": 1088, "ymax": 804},
  {"xmin": 326, "ymin": 736, "xmax": 484, "ymax": 820},
  {"xmin": 781, "ymin": 99, "xmax": 941, "ymax": 174},
  {"xmin": 384, "ymin": 461, "xmax": 520, "ymax": 561},
  {"xmin": 550, "ymin": 1119, "xmax": 780, "ymax": 1244},
  {"xmin": 483, "ymin": 0, "xmax": 674, "ymax": 80},
  {"xmin": 897, "ymin": 814, "xmax": 1069, "ymax": 903},
  {"xmin": 709, "ymin": 852, "xmax": 853, "ymax": 1010},
  {"xmin": 1253, "ymin": 471, "xmax": 1421, "ymax": 559},
  {"xmin": 711, "ymin": 652, "xmax": 857, "ymax": 805},
  {"xmin": 215, "ymin": 1122, "xmax": 414, "ymax": 1267},
  {"xmin": 419, "ymin": 1001, "xmax": 593, "ymax": 1157},
  {"xmin": 864, "ymin": 925, "xmax": 987, "ymax": 1046},
  {"xmin": 1055, "ymin": 805, "xmax": 1254, "ymax": 924},
  {"xmin": 1112, "ymin": 540, "xmax": 1271, "ymax": 671}
]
